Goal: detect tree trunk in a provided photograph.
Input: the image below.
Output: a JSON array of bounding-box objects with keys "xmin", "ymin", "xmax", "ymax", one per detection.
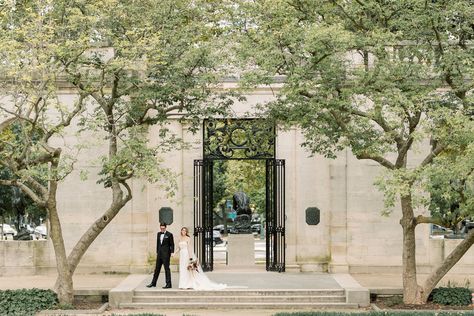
[
  {"xmin": 420, "ymin": 228, "xmax": 474, "ymax": 302},
  {"xmin": 400, "ymin": 194, "xmax": 424, "ymax": 304},
  {"xmin": 48, "ymin": 184, "xmax": 74, "ymax": 305},
  {"xmin": 65, "ymin": 105, "xmax": 131, "ymax": 274},
  {"xmin": 66, "ymin": 193, "xmax": 131, "ymax": 274}
]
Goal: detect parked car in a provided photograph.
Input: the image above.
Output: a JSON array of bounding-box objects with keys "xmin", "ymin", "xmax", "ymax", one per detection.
[
  {"xmin": 34, "ymin": 225, "xmax": 47, "ymax": 239},
  {"xmin": 1, "ymin": 224, "xmax": 17, "ymax": 237},
  {"xmin": 251, "ymin": 223, "xmax": 262, "ymax": 234},
  {"xmin": 25, "ymin": 224, "xmax": 35, "ymax": 233},
  {"xmin": 213, "ymin": 230, "xmax": 224, "ymax": 246},
  {"xmin": 213, "ymin": 224, "xmax": 233, "ymax": 234},
  {"xmin": 431, "ymin": 224, "xmax": 453, "ymax": 236},
  {"xmin": 13, "ymin": 226, "xmax": 34, "ymax": 240},
  {"xmin": 213, "ymin": 224, "xmax": 224, "ymax": 234}
]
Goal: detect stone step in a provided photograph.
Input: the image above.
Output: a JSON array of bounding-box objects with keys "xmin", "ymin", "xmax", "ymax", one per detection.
[
  {"xmin": 120, "ymin": 302, "xmax": 359, "ymax": 309},
  {"xmin": 133, "ymin": 289, "xmax": 345, "ymax": 297},
  {"xmin": 132, "ymin": 295, "xmax": 346, "ymax": 303}
]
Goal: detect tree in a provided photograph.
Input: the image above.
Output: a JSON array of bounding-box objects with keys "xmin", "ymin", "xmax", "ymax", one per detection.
[
  {"xmin": 0, "ymin": 0, "xmax": 231, "ymax": 304},
  {"xmin": 224, "ymin": 160, "xmax": 266, "ymax": 216},
  {"xmin": 230, "ymin": 0, "xmax": 474, "ymax": 304}
]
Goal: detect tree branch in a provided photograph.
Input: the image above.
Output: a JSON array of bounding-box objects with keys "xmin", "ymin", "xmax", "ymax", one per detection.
[
  {"xmin": 420, "ymin": 144, "xmax": 445, "ymax": 167},
  {"xmin": 0, "ymin": 179, "xmax": 47, "ymax": 207},
  {"xmin": 415, "ymin": 215, "xmax": 443, "ymax": 226},
  {"xmin": 44, "ymin": 93, "xmax": 86, "ymax": 141},
  {"xmin": 355, "ymin": 152, "xmax": 396, "ymax": 169},
  {"xmin": 422, "ymin": 228, "xmax": 474, "ymax": 298}
]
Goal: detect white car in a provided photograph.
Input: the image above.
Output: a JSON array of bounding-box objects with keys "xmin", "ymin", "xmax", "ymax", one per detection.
[
  {"xmin": 34, "ymin": 225, "xmax": 47, "ymax": 239},
  {"xmin": 1, "ymin": 224, "xmax": 17, "ymax": 237}
]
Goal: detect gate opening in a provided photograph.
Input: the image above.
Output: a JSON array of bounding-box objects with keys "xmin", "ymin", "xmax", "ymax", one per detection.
[
  {"xmin": 212, "ymin": 160, "xmax": 266, "ymax": 266},
  {"xmin": 194, "ymin": 119, "xmax": 285, "ymax": 272}
]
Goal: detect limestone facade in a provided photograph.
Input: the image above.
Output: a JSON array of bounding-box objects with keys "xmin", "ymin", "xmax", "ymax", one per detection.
[{"xmin": 1, "ymin": 86, "xmax": 474, "ymax": 279}]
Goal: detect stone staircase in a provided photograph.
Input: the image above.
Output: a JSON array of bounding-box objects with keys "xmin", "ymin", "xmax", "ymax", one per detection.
[{"xmin": 118, "ymin": 289, "xmax": 359, "ymax": 309}]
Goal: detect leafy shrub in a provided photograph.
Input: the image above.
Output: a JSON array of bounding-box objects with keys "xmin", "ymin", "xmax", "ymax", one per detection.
[
  {"xmin": 0, "ymin": 288, "xmax": 58, "ymax": 315},
  {"xmin": 432, "ymin": 287, "xmax": 472, "ymax": 306}
]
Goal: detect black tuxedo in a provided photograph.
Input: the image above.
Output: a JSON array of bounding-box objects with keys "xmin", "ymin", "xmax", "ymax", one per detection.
[{"xmin": 150, "ymin": 230, "xmax": 174, "ymax": 287}]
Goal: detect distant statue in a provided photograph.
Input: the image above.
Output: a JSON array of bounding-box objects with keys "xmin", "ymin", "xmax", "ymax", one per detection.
[{"xmin": 232, "ymin": 191, "xmax": 252, "ymax": 234}]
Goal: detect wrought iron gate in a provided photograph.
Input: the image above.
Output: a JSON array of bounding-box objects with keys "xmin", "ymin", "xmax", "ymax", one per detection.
[
  {"xmin": 266, "ymin": 159, "xmax": 286, "ymax": 272},
  {"xmin": 194, "ymin": 119, "xmax": 285, "ymax": 272},
  {"xmin": 193, "ymin": 159, "xmax": 213, "ymax": 271}
]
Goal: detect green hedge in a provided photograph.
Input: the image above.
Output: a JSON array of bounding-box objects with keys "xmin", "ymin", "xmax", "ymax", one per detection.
[
  {"xmin": 273, "ymin": 312, "xmax": 474, "ymax": 316},
  {"xmin": 0, "ymin": 288, "xmax": 58, "ymax": 316},
  {"xmin": 432, "ymin": 287, "xmax": 473, "ymax": 306}
]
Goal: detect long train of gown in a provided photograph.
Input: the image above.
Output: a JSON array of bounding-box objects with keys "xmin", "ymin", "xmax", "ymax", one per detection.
[{"xmin": 178, "ymin": 241, "xmax": 227, "ymax": 290}]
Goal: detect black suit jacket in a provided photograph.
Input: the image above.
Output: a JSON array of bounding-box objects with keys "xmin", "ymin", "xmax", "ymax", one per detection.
[{"xmin": 156, "ymin": 231, "xmax": 174, "ymax": 258}]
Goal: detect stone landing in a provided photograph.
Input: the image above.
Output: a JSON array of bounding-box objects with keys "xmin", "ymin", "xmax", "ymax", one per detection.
[{"xmin": 109, "ymin": 272, "xmax": 369, "ymax": 310}]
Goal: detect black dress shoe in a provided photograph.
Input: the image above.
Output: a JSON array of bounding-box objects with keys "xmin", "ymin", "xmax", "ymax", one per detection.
[
  {"xmin": 146, "ymin": 284, "xmax": 156, "ymax": 288},
  {"xmin": 162, "ymin": 285, "xmax": 172, "ymax": 289}
]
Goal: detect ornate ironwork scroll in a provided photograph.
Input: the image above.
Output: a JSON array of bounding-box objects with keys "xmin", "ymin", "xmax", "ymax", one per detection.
[{"xmin": 203, "ymin": 119, "xmax": 275, "ymax": 159}]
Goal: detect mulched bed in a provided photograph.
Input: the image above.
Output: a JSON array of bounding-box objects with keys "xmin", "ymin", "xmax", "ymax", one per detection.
[
  {"xmin": 72, "ymin": 300, "xmax": 105, "ymax": 310},
  {"xmin": 375, "ymin": 296, "xmax": 474, "ymax": 311}
]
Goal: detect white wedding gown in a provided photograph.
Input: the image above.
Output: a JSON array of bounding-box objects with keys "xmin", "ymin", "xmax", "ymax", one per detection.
[{"xmin": 178, "ymin": 240, "xmax": 227, "ymax": 290}]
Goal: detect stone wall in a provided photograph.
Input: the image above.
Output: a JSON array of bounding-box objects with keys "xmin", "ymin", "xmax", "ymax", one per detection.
[
  {"xmin": 1, "ymin": 86, "xmax": 474, "ymax": 279},
  {"xmin": 0, "ymin": 240, "xmax": 53, "ymax": 275}
]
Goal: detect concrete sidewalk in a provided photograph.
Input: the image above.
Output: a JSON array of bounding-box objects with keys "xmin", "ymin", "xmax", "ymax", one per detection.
[
  {"xmin": 1, "ymin": 271, "xmax": 470, "ymax": 292},
  {"xmin": 0, "ymin": 273, "xmax": 126, "ymax": 292}
]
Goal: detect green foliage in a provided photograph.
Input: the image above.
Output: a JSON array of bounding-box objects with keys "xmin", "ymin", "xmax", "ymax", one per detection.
[
  {"xmin": 425, "ymin": 132, "xmax": 474, "ymax": 230},
  {"xmin": 0, "ymin": 168, "xmax": 13, "ymax": 217},
  {"xmin": 432, "ymin": 287, "xmax": 472, "ymax": 306},
  {"xmin": 213, "ymin": 160, "xmax": 266, "ymax": 217},
  {"xmin": 230, "ymin": 0, "xmax": 474, "ymax": 214},
  {"xmin": 0, "ymin": 167, "xmax": 46, "ymax": 227},
  {"xmin": 0, "ymin": 288, "xmax": 58, "ymax": 316},
  {"xmin": 1, "ymin": 0, "xmax": 235, "ymax": 304},
  {"xmin": 229, "ymin": 0, "xmax": 474, "ymax": 303}
]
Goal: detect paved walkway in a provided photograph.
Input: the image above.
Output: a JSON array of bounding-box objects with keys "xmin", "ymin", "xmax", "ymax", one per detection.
[
  {"xmin": 0, "ymin": 274, "xmax": 125, "ymax": 291},
  {"xmin": 138, "ymin": 270, "xmax": 342, "ymax": 290}
]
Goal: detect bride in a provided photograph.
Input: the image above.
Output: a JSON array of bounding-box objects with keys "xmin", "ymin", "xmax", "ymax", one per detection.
[{"xmin": 175, "ymin": 227, "xmax": 227, "ymax": 290}]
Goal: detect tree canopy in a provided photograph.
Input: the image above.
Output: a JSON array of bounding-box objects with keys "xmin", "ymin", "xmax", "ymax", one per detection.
[
  {"xmin": 230, "ymin": 0, "xmax": 474, "ymax": 304},
  {"xmin": 0, "ymin": 0, "xmax": 233, "ymax": 304}
]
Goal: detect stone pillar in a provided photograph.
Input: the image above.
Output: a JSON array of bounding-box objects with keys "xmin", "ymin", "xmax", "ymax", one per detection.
[
  {"xmin": 227, "ymin": 234, "xmax": 255, "ymax": 266},
  {"xmin": 329, "ymin": 150, "xmax": 349, "ymax": 273}
]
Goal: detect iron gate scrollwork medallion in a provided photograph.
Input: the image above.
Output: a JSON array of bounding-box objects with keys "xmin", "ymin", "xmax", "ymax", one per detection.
[{"xmin": 203, "ymin": 119, "xmax": 275, "ymax": 160}]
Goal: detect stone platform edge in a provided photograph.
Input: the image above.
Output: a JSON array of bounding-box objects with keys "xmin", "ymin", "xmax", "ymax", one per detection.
[
  {"xmin": 109, "ymin": 274, "xmax": 148, "ymax": 308},
  {"xmin": 333, "ymin": 274, "xmax": 370, "ymax": 307}
]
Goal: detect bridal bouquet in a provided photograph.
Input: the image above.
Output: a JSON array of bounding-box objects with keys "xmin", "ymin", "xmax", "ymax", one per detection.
[{"xmin": 187, "ymin": 258, "xmax": 199, "ymax": 272}]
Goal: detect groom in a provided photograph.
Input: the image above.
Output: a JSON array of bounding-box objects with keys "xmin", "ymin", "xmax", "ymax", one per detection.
[{"xmin": 147, "ymin": 222, "xmax": 174, "ymax": 288}]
